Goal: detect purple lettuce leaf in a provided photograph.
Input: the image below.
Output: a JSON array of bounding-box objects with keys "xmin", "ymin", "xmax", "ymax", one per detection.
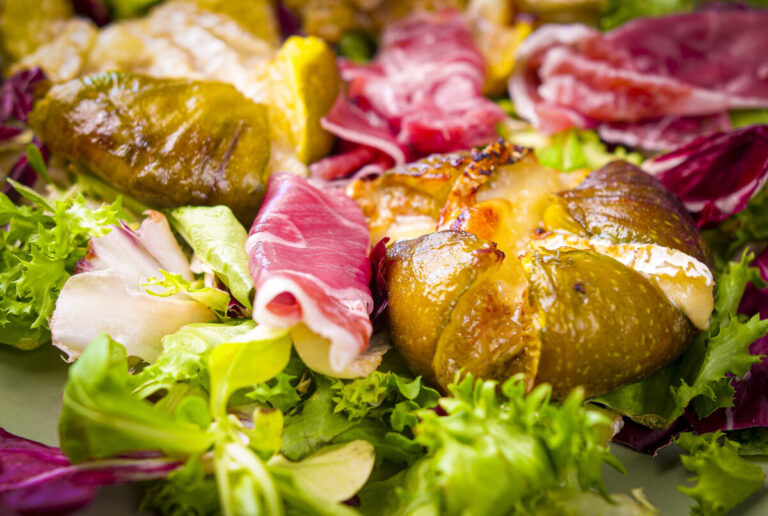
[
  {"xmin": 613, "ymin": 416, "xmax": 692, "ymax": 456},
  {"xmin": 686, "ymin": 248, "xmax": 768, "ymax": 434},
  {"xmin": 369, "ymin": 237, "xmax": 389, "ymax": 329},
  {"xmin": 2, "ymin": 138, "xmax": 49, "ymax": 200},
  {"xmin": 1, "ymin": 69, "xmax": 50, "ymax": 201},
  {"xmin": 70, "ymin": 0, "xmax": 111, "ymax": 26},
  {"xmin": 645, "ymin": 125, "xmax": 768, "ymax": 228},
  {"xmin": 0, "ymin": 68, "xmax": 46, "ymax": 126},
  {"xmin": 0, "ymin": 427, "xmax": 180, "ymax": 516}
]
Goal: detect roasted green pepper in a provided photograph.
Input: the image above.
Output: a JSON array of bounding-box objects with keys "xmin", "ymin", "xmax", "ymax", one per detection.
[{"xmin": 29, "ymin": 72, "xmax": 272, "ymax": 224}]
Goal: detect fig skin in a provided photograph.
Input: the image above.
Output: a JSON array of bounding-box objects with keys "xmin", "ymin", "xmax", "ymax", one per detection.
[
  {"xmin": 549, "ymin": 161, "xmax": 712, "ymax": 266},
  {"xmin": 29, "ymin": 72, "xmax": 272, "ymax": 224},
  {"xmin": 383, "ymin": 231, "xmax": 507, "ymax": 386},
  {"xmin": 523, "ymin": 248, "xmax": 696, "ymax": 399}
]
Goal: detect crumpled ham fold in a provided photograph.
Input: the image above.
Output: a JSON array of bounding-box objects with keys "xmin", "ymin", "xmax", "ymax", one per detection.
[
  {"xmin": 246, "ymin": 173, "xmax": 381, "ymax": 377},
  {"xmin": 510, "ymin": 8, "xmax": 768, "ymax": 150},
  {"xmin": 51, "ymin": 211, "xmax": 215, "ymax": 362},
  {"xmin": 312, "ymin": 9, "xmax": 506, "ymax": 180}
]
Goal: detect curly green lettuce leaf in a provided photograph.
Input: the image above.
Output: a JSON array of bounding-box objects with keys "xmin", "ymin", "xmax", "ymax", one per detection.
[
  {"xmin": 359, "ymin": 374, "xmax": 626, "ymax": 516},
  {"xmin": 143, "ymin": 269, "xmax": 231, "ymax": 315},
  {"xmin": 533, "ymin": 129, "xmax": 642, "ymax": 172},
  {"xmin": 281, "ymin": 372, "xmax": 437, "ymax": 467},
  {"xmin": 140, "ymin": 455, "xmax": 221, "ymax": 516},
  {"xmin": 594, "ymin": 253, "xmax": 768, "ymax": 426},
  {"xmin": 330, "ymin": 371, "xmax": 439, "ymax": 421},
  {"xmin": 676, "ymin": 432, "xmax": 766, "ymax": 516},
  {"xmin": 247, "ymin": 355, "xmax": 310, "ymax": 413},
  {"xmin": 599, "ymin": 0, "xmax": 694, "ymax": 31},
  {"xmin": 0, "ymin": 187, "xmax": 120, "ymax": 349},
  {"xmin": 59, "ymin": 334, "xmax": 216, "ymax": 462},
  {"xmin": 168, "ymin": 205, "xmax": 253, "ymax": 309},
  {"xmin": 703, "ymin": 187, "xmax": 768, "ymax": 262}
]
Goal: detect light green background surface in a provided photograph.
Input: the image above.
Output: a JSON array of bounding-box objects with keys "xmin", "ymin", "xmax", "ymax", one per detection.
[{"xmin": 2, "ymin": 344, "xmax": 767, "ymax": 515}]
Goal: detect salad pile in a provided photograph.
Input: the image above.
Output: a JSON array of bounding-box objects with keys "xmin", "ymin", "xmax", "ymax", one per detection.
[{"xmin": 2, "ymin": 1, "xmax": 768, "ymax": 515}]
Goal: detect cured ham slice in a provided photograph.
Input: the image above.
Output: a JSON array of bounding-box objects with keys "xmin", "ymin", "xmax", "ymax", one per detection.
[
  {"xmin": 246, "ymin": 172, "xmax": 379, "ymax": 377},
  {"xmin": 511, "ymin": 8, "xmax": 768, "ymax": 149},
  {"xmin": 314, "ymin": 9, "xmax": 506, "ymax": 180}
]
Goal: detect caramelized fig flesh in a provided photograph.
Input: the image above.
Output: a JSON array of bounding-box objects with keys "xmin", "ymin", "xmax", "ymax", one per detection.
[{"xmin": 384, "ymin": 230, "xmax": 540, "ymax": 391}]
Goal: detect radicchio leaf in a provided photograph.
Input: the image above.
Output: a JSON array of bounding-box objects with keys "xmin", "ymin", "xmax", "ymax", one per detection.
[
  {"xmin": 0, "ymin": 427, "xmax": 179, "ymax": 516},
  {"xmin": 70, "ymin": 0, "xmax": 111, "ymax": 26},
  {"xmin": 3, "ymin": 139, "xmax": 49, "ymax": 200},
  {"xmin": 1, "ymin": 69, "xmax": 49, "ymax": 200},
  {"xmin": 613, "ymin": 416, "xmax": 692, "ymax": 456},
  {"xmin": 369, "ymin": 237, "xmax": 389, "ymax": 328},
  {"xmin": 0, "ymin": 68, "xmax": 46, "ymax": 126},
  {"xmin": 645, "ymin": 125, "xmax": 768, "ymax": 228},
  {"xmin": 687, "ymin": 247, "xmax": 768, "ymax": 434}
]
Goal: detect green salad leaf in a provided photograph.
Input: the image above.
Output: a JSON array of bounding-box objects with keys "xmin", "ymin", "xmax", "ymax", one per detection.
[
  {"xmin": 130, "ymin": 320, "xmax": 258, "ymax": 399},
  {"xmin": 140, "ymin": 456, "xmax": 221, "ymax": 516},
  {"xmin": 594, "ymin": 252, "xmax": 768, "ymax": 427},
  {"xmin": 208, "ymin": 325, "xmax": 292, "ymax": 417},
  {"xmin": 703, "ymin": 187, "xmax": 768, "ymax": 262},
  {"xmin": 730, "ymin": 109, "xmax": 768, "ymax": 129},
  {"xmin": 168, "ymin": 205, "xmax": 253, "ymax": 309},
  {"xmin": 359, "ymin": 374, "xmax": 628, "ymax": 516},
  {"xmin": 676, "ymin": 432, "xmax": 766, "ymax": 516},
  {"xmin": 143, "ymin": 269, "xmax": 231, "ymax": 315},
  {"xmin": 59, "ymin": 334, "xmax": 216, "ymax": 462},
  {"xmin": 599, "ymin": 0, "xmax": 694, "ymax": 31},
  {"xmin": 502, "ymin": 128, "xmax": 642, "ymax": 172},
  {"xmin": 0, "ymin": 187, "xmax": 120, "ymax": 349},
  {"xmin": 247, "ymin": 354, "xmax": 310, "ymax": 413}
]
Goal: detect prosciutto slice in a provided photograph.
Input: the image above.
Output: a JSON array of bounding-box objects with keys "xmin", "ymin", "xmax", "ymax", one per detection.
[
  {"xmin": 312, "ymin": 9, "xmax": 506, "ymax": 180},
  {"xmin": 246, "ymin": 173, "xmax": 379, "ymax": 377},
  {"xmin": 510, "ymin": 8, "xmax": 768, "ymax": 149}
]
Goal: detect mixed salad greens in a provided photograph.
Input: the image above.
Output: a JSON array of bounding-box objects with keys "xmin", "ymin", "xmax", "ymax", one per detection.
[{"xmin": 2, "ymin": 1, "xmax": 768, "ymax": 515}]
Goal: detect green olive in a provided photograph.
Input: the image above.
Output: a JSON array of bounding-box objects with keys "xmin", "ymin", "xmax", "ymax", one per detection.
[{"xmin": 29, "ymin": 72, "xmax": 272, "ymax": 224}]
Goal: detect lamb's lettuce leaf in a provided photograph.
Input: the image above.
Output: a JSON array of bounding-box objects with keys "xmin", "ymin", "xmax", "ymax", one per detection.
[
  {"xmin": 59, "ymin": 334, "xmax": 216, "ymax": 462},
  {"xmin": 208, "ymin": 325, "xmax": 292, "ymax": 417},
  {"xmin": 168, "ymin": 205, "xmax": 253, "ymax": 309}
]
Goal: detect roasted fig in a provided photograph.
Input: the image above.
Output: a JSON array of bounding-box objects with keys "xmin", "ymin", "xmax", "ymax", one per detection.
[
  {"xmin": 383, "ymin": 230, "xmax": 537, "ymax": 387},
  {"xmin": 522, "ymin": 248, "xmax": 696, "ymax": 399},
  {"xmin": 29, "ymin": 72, "xmax": 272, "ymax": 224},
  {"xmin": 374, "ymin": 143, "xmax": 715, "ymax": 398}
]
